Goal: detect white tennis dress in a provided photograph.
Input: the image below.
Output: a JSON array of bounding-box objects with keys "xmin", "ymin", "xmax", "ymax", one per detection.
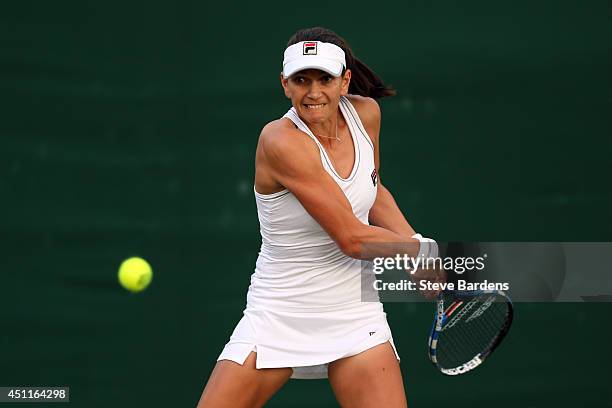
[{"xmin": 217, "ymin": 96, "xmax": 400, "ymax": 379}]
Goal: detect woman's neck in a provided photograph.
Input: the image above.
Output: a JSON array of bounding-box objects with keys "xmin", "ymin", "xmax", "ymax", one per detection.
[{"xmin": 304, "ymin": 111, "xmax": 344, "ymax": 147}]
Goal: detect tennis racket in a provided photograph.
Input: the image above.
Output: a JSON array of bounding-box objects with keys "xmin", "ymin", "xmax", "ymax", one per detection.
[{"xmin": 428, "ymin": 290, "xmax": 513, "ymax": 376}]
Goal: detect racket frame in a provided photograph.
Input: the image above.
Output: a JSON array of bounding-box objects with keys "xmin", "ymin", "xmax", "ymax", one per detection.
[{"xmin": 428, "ymin": 290, "xmax": 513, "ymax": 376}]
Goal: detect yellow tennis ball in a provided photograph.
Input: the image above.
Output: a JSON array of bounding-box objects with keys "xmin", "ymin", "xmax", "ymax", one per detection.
[{"xmin": 118, "ymin": 257, "xmax": 152, "ymax": 293}]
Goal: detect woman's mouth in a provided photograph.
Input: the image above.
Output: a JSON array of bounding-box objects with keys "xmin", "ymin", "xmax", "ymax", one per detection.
[{"xmin": 303, "ymin": 103, "xmax": 326, "ymax": 110}]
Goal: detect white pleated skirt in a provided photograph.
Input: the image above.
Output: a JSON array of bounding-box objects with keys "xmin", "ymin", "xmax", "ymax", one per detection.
[{"xmin": 217, "ymin": 301, "xmax": 400, "ymax": 379}]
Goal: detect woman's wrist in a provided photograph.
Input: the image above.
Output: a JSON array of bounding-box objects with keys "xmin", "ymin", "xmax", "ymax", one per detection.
[{"xmin": 411, "ymin": 233, "xmax": 439, "ymax": 259}]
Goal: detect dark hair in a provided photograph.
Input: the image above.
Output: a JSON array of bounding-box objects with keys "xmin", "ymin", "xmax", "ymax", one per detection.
[{"xmin": 287, "ymin": 27, "xmax": 396, "ymax": 99}]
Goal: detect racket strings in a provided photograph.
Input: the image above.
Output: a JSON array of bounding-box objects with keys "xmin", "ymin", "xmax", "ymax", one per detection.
[
  {"xmin": 436, "ymin": 296, "xmax": 509, "ymax": 369},
  {"xmin": 438, "ymin": 317, "xmax": 486, "ymax": 365}
]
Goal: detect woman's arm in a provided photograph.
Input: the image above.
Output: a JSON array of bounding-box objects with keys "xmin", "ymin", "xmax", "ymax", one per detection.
[
  {"xmin": 369, "ymin": 184, "xmax": 417, "ymax": 239},
  {"xmin": 350, "ymin": 96, "xmax": 445, "ymax": 297},
  {"xmin": 258, "ymin": 119, "xmax": 420, "ymax": 260},
  {"xmin": 348, "ymin": 96, "xmax": 418, "ymax": 239}
]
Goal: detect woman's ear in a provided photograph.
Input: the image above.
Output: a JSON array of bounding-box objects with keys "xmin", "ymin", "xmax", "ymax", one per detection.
[
  {"xmin": 340, "ymin": 69, "xmax": 352, "ymax": 96},
  {"xmin": 280, "ymin": 73, "xmax": 291, "ymax": 99}
]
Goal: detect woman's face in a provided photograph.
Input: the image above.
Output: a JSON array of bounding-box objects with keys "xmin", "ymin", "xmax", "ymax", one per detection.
[{"xmin": 281, "ymin": 69, "xmax": 351, "ymax": 124}]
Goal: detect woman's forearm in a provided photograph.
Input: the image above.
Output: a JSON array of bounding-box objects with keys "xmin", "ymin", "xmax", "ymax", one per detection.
[
  {"xmin": 368, "ymin": 184, "xmax": 417, "ymax": 239},
  {"xmin": 334, "ymin": 184, "xmax": 423, "ymax": 260}
]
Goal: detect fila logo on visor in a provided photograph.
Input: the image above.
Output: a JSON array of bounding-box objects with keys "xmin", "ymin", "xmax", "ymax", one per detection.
[{"xmin": 303, "ymin": 42, "xmax": 317, "ymax": 55}]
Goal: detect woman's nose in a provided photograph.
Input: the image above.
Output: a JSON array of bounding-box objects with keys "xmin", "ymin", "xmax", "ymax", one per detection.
[{"xmin": 306, "ymin": 83, "xmax": 322, "ymax": 99}]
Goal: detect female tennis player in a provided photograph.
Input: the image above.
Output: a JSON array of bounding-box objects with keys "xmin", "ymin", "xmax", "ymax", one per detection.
[{"xmin": 197, "ymin": 27, "xmax": 442, "ymax": 408}]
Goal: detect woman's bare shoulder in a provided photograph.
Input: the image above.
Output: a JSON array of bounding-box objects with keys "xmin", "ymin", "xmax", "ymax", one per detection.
[
  {"xmin": 346, "ymin": 95, "xmax": 381, "ymax": 142},
  {"xmin": 259, "ymin": 118, "xmax": 317, "ymax": 160},
  {"xmin": 346, "ymin": 95, "xmax": 381, "ymax": 127},
  {"xmin": 261, "ymin": 117, "xmax": 298, "ymax": 136},
  {"xmin": 346, "ymin": 95, "xmax": 381, "ymax": 119}
]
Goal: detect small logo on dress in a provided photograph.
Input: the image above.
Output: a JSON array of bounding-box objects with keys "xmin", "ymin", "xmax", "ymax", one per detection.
[
  {"xmin": 369, "ymin": 331, "xmax": 376, "ymax": 336},
  {"xmin": 371, "ymin": 169, "xmax": 378, "ymax": 186},
  {"xmin": 303, "ymin": 42, "xmax": 317, "ymax": 55}
]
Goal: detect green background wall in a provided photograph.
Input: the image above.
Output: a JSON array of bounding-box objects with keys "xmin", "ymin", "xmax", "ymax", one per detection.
[{"xmin": 1, "ymin": 0, "xmax": 611, "ymax": 406}]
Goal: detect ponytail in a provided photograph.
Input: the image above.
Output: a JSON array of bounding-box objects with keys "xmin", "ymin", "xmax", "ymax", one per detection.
[
  {"xmin": 286, "ymin": 27, "xmax": 396, "ymax": 99},
  {"xmin": 346, "ymin": 51, "xmax": 396, "ymax": 99}
]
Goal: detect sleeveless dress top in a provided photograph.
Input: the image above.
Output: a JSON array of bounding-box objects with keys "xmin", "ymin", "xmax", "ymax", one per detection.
[{"xmin": 217, "ymin": 96, "xmax": 399, "ymax": 379}]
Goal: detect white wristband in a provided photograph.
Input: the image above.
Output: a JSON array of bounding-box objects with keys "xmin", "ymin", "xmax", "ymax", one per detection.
[{"xmin": 411, "ymin": 233, "xmax": 439, "ymax": 259}]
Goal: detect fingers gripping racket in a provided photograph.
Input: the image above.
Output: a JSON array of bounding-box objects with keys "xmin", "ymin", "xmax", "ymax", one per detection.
[{"xmin": 428, "ymin": 290, "xmax": 513, "ymax": 376}]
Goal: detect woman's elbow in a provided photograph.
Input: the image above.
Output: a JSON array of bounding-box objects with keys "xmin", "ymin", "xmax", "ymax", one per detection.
[{"xmin": 337, "ymin": 235, "xmax": 366, "ymax": 260}]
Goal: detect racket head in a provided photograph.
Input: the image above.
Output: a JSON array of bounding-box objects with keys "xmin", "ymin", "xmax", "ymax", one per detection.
[{"xmin": 428, "ymin": 290, "xmax": 513, "ymax": 376}]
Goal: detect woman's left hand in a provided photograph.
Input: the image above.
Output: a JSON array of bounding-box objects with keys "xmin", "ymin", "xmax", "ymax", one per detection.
[{"xmin": 410, "ymin": 264, "xmax": 448, "ymax": 300}]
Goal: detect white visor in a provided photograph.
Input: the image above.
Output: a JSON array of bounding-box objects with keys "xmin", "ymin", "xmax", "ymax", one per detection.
[{"xmin": 282, "ymin": 41, "xmax": 346, "ymax": 79}]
